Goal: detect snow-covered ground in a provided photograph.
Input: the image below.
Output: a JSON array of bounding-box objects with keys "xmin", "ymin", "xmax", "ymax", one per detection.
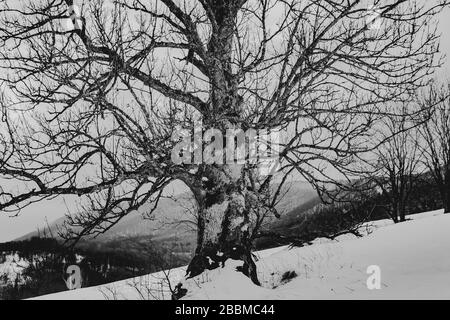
[{"xmin": 33, "ymin": 209, "xmax": 450, "ymax": 300}]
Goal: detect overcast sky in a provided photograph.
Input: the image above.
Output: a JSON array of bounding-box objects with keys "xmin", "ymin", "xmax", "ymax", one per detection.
[{"xmin": 1, "ymin": 4, "xmax": 450, "ymax": 243}]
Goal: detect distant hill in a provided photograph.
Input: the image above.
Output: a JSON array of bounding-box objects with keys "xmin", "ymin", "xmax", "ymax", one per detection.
[{"xmin": 15, "ymin": 180, "xmax": 319, "ymax": 247}]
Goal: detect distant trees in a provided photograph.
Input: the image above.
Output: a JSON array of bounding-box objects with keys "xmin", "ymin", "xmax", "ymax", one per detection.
[
  {"xmin": 369, "ymin": 107, "xmax": 423, "ymax": 223},
  {"xmin": 417, "ymin": 82, "xmax": 450, "ymax": 213},
  {"xmin": 365, "ymin": 80, "xmax": 450, "ymax": 222},
  {"xmin": 0, "ymin": 235, "xmax": 184, "ymax": 299}
]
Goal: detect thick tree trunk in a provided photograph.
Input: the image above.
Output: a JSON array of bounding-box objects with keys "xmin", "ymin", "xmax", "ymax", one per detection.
[
  {"xmin": 172, "ymin": 164, "xmax": 260, "ymax": 300},
  {"xmin": 171, "ymin": 0, "xmax": 258, "ymax": 300},
  {"xmin": 186, "ymin": 164, "xmax": 260, "ymax": 285}
]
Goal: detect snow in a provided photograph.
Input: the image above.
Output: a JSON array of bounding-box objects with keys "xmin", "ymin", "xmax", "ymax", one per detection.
[
  {"xmin": 32, "ymin": 209, "xmax": 450, "ymax": 300},
  {"xmin": 0, "ymin": 253, "xmax": 29, "ymax": 284}
]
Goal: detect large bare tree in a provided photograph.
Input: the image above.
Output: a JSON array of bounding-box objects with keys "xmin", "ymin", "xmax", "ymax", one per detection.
[{"xmin": 0, "ymin": 0, "xmax": 447, "ymax": 290}]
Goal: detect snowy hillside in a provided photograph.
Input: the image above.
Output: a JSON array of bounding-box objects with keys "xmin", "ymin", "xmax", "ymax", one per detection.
[{"xmin": 33, "ymin": 209, "xmax": 450, "ymax": 300}]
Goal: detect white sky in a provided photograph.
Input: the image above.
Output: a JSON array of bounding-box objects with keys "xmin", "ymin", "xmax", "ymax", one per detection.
[{"xmin": 1, "ymin": 3, "xmax": 450, "ymax": 243}]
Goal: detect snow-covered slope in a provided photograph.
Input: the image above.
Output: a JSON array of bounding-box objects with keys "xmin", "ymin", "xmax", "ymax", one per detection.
[{"xmin": 33, "ymin": 209, "xmax": 449, "ymax": 300}]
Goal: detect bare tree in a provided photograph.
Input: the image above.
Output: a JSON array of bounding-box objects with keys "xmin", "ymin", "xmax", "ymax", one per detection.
[
  {"xmin": 0, "ymin": 0, "xmax": 447, "ymax": 291},
  {"xmin": 368, "ymin": 106, "xmax": 423, "ymax": 223},
  {"xmin": 417, "ymin": 81, "xmax": 450, "ymax": 213}
]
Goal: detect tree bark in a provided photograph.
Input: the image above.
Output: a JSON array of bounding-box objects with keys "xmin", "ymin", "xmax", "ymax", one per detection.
[
  {"xmin": 399, "ymin": 204, "xmax": 406, "ymax": 222},
  {"xmin": 443, "ymin": 187, "xmax": 450, "ymax": 214},
  {"xmin": 444, "ymin": 168, "xmax": 450, "ymax": 214},
  {"xmin": 437, "ymin": 183, "xmax": 450, "ymax": 214},
  {"xmin": 174, "ymin": 0, "xmax": 261, "ymax": 296},
  {"xmin": 391, "ymin": 201, "xmax": 399, "ymax": 223},
  {"xmin": 172, "ymin": 164, "xmax": 260, "ymax": 300},
  {"xmin": 186, "ymin": 164, "xmax": 260, "ymax": 286}
]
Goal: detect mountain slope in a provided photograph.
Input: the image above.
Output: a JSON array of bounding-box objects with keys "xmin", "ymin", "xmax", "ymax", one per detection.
[
  {"xmin": 16, "ymin": 180, "xmax": 318, "ymax": 243},
  {"xmin": 33, "ymin": 209, "xmax": 448, "ymax": 300}
]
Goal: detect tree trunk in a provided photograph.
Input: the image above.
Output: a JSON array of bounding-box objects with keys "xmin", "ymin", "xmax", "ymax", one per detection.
[
  {"xmin": 444, "ymin": 188, "xmax": 450, "ymax": 214},
  {"xmin": 399, "ymin": 204, "xmax": 406, "ymax": 222},
  {"xmin": 172, "ymin": 164, "xmax": 260, "ymax": 299},
  {"xmin": 391, "ymin": 202, "xmax": 399, "ymax": 223},
  {"xmin": 187, "ymin": 164, "xmax": 259, "ymax": 284},
  {"xmin": 444, "ymin": 167, "xmax": 450, "ymax": 213},
  {"xmin": 438, "ymin": 184, "xmax": 450, "ymax": 214},
  {"xmin": 171, "ymin": 0, "xmax": 259, "ymax": 300}
]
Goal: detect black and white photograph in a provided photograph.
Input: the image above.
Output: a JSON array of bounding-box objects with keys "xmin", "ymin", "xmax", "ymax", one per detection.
[{"xmin": 0, "ymin": 0, "xmax": 450, "ymax": 309}]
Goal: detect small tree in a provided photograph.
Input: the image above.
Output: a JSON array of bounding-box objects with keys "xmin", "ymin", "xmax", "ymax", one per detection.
[
  {"xmin": 369, "ymin": 110, "xmax": 423, "ymax": 223},
  {"xmin": 417, "ymin": 81, "xmax": 450, "ymax": 213}
]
